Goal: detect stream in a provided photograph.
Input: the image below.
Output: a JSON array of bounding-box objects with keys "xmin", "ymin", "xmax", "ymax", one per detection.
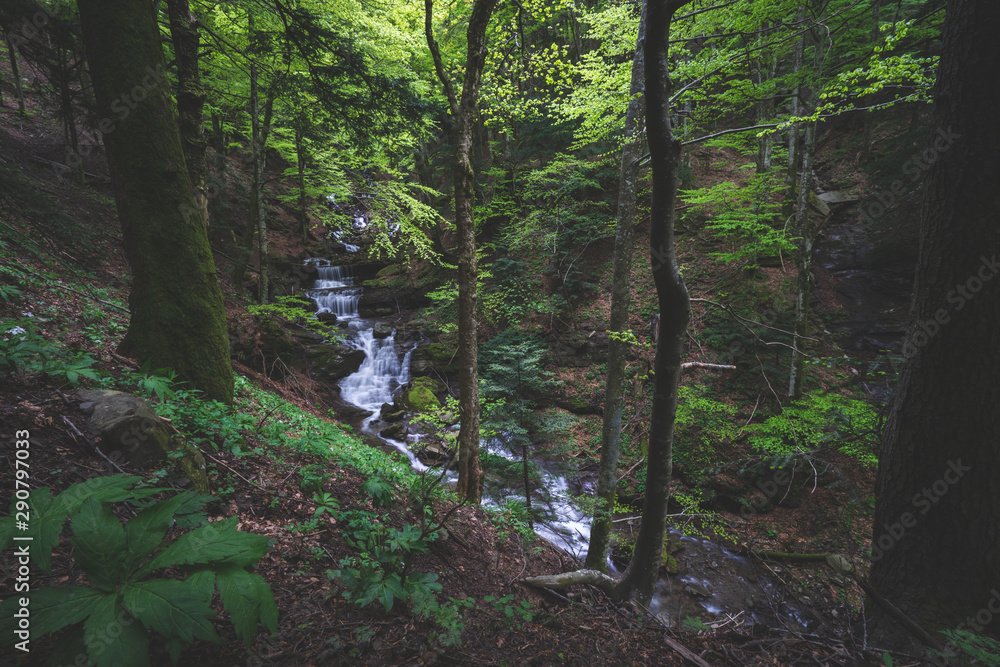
[{"xmin": 304, "ymin": 259, "xmax": 816, "ymax": 632}]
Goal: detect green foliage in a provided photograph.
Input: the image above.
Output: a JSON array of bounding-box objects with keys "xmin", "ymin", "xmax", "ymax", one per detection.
[
  {"xmin": 248, "ymin": 295, "xmax": 342, "ymax": 341},
  {"xmin": 362, "ymin": 477, "xmax": 395, "ymax": 510},
  {"xmin": 746, "ymin": 393, "xmax": 880, "ymax": 465},
  {"xmin": 0, "ymin": 476, "xmax": 277, "ymax": 663},
  {"xmin": 482, "ymin": 595, "xmax": 535, "ymax": 630},
  {"xmin": 298, "ymin": 464, "xmax": 330, "ymax": 495},
  {"xmin": 679, "ymin": 168, "xmax": 793, "ymax": 265},
  {"xmin": 936, "ymin": 629, "xmax": 1000, "ymax": 666},
  {"xmin": 0, "ymin": 317, "xmax": 102, "ymax": 385},
  {"xmin": 673, "ymin": 385, "xmax": 739, "ymax": 480},
  {"xmin": 327, "ymin": 509, "xmax": 439, "ymax": 612}
]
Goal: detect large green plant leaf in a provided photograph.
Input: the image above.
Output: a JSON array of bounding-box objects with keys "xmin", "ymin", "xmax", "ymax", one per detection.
[
  {"xmin": 142, "ymin": 517, "xmax": 270, "ymax": 574},
  {"xmin": 0, "ymin": 586, "xmax": 106, "ymax": 646},
  {"xmin": 123, "ymin": 494, "xmax": 187, "ymax": 574},
  {"xmin": 123, "ymin": 579, "xmax": 221, "ymax": 645},
  {"xmin": 70, "ymin": 497, "xmax": 128, "ymax": 591},
  {"xmin": 215, "ymin": 564, "xmax": 278, "ymax": 649},
  {"xmin": 0, "ymin": 474, "xmax": 150, "ymax": 573},
  {"xmin": 83, "ymin": 595, "xmax": 150, "ymax": 667}
]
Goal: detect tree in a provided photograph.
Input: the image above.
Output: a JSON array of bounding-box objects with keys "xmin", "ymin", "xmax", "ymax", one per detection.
[
  {"xmin": 585, "ymin": 0, "xmax": 648, "ymax": 573},
  {"xmin": 870, "ymin": 0, "xmax": 1000, "ymax": 649},
  {"xmin": 77, "ymin": 0, "xmax": 233, "ymax": 403},
  {"xmin": 525, "ymin": 0, "xmax": 692, "ymax": 606},
  {"xmin": 425, "ymin": 0, "xmax": 500, "ymax": 503}
]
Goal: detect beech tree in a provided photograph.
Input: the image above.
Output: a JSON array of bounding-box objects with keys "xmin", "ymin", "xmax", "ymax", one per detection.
[
  {"xmin": 425, "ymin": 0, "xmax": 500, "ymax": 503},
  {"xmin": 870, "ymin": 0, "xmax": 1000, "ymax": 649},
  {"xmin": 584, "ymin": 1, "xmax": 648, "ymax": 573},
  {"xmin": 77, "ymin": 0, "xmax": 234, "ymax": 403},
  {"xmin": 526, "ymin": 0, "xmax": 693, "ymax": 605}
]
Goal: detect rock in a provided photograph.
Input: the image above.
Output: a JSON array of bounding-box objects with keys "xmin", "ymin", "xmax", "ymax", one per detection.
[
  {"xmin": 75, "ymin": 390, "xmax": 209, "ymax": 494},
  {"xmin": 379, "ymin": 423, "xmax": 408, "ymax": 440},
  {"xmin": 310, "ymin": 343, "xmax": 366, "ymax": 381},
  {"xmin": 808, "ymin": 190, "xmax": 831, "ymax": 217},
  {"xmin": 372, "ymin": 321, "xmax": 394, "ymax": 339},
  {"xmin": 409, "ymin": 342, "xmax": 459, "ymax": 376},
  {"xmin": 417, "ymin": 442, "xmax": 452, "ymax": 466},
  {"xmin": 316, "ymin": 312, "xmax": 338, "ymax": 323},
  {"xmin": 401, "ymin": 377, "xmax": 444, "ymax": 412},
  {"xmin": 339, "ymin": 404, "xmax": 374, "ymax": 420},
  {"xmin": 380, "ymin": 403, "xmax": 407, "ymax": 422}
]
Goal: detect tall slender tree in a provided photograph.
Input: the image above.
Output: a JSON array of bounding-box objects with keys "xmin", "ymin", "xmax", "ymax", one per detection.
[
  {"xmin": 525, "ymin": 0, "xmax": 693, "ymax": 606},
  {"xmin": 425, "ymin": 0, "xmax": 500, "ymax": 503},
  {"xmin": 77, "ymin": 0, "xmax": 233, "ymax": 403},
  {"xmin": 871, "ymin": 0, "xmax": 1000, "ymax": 648},
  {"xmin": 585, "ymin": 0, "xmax": 648, "ymax": 573}
]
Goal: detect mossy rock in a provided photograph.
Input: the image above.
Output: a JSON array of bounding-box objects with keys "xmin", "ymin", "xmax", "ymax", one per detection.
[
  {"xmin": 401, "ymin": 377, "xmax": 444, "ymax": 412},
  {"xmin": 75, "ymin": 390, "xmax": 209, "ymax": 494},
  {"xmin": 409, "ymin": 342, "xmax": 459, "ymax": 375}
]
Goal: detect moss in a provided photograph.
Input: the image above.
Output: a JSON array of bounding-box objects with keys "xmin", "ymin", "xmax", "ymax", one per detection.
[{"xmin": 402, "ymin": 377, "xmax": 442, "ymax": 412}]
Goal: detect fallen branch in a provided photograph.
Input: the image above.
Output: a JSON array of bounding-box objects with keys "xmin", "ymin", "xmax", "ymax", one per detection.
[
  {"xmin": 681, "ymin": 361, "xmax": 736, "ymax": 372},
  {"xmin": 854, "ymin": 575, "xmax": 943, "ymax": 652},
  {"xmin": 521, "ymin": 569, "xmax": 618, "ymax": 595}
]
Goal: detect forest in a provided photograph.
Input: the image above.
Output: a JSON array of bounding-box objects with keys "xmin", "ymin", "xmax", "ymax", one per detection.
[{"xmin": 0, "ymin": 0, "xmax": 997, "ymax": 664}]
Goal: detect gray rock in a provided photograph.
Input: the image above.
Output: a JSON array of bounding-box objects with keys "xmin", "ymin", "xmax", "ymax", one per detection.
[
  {"xmin": 74, "ymin": 390, "xmax": 209, "ymax": 493},
  {"xmin": 379, "ymin": 423, "xmax": 408, "ymax": 440},
  {"xmin": 372, "ymin": 321, "xmax": 394, "ymax": 339}
]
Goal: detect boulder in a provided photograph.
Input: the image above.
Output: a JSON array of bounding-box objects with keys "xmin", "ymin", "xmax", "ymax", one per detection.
[
  {"xmin": 379, "ymin": 423, "xmax": 408, "ymax": 440},
  {"xmin": 372, "ymin": 321, "xmax": 394, "ymax": 339},
  {"xmin": 310, "ymin": 342, "xmax": 366, "ymax": 381},
  {"xmin": 409, "ymin": 343, "xmax": 459, "ymax": 376},
  {"xmin": 400, "ymin": 377, "xmax": 445, "ymax": 413},
  {"xmin": 379, "ymin": 403, "xmax": 407, "ymax": 422},
  {"xmin": 75, "ymin": 390, "xmax": 209, "ymax": 494}
]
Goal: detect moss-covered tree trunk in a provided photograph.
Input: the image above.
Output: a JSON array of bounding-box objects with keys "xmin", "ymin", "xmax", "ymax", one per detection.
[
  {"xmin": 609, "ymin": 0, "xmax": 692, "ymax": 606},
  {"xmin": 166, "ymin": 0, "xmax": 208, "ymax": 230},
  {"xmin": 585, "ymin": 0, "xmax": 648, "ymax": 573},
  {"xmin": 425, "ymin": 0, "xmax": 499, "ymax": 503},
  {"xmin": 77, "ymin": 0, "xmax": 233, "ymax": 404}
]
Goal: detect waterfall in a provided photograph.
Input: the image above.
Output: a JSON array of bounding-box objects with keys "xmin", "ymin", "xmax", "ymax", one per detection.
[
  {"xmin": 340, "ymin": 329, "xmax": 406, "ymax": 409},
  {"xmin": 306, "ymin": 264, "xmax": 360, "ymax": 319}
]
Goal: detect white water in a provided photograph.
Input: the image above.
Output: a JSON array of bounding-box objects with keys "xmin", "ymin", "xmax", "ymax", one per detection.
[
  {"xmin": 305, "ymin": 261, "xmax": 595, "ymax": 558},
  {"xmin": 307, "ymin": 264, "xmax": 361, "ymax": 319}
]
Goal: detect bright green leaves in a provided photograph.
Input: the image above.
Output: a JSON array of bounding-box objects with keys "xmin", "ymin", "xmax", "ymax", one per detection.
[
  {"xmin": 0, "ymin": 476, "xmax": 278, "ymax": 663},
  {"xmin": 0, "ymin": 474, "xmax": 156, "ymax": 573}
]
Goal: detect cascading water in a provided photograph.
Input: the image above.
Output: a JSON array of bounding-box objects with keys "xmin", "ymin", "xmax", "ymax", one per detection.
[
  {"xmin": 304, "ymin": 260, "xmax": 423, "ymax": 469},
  {"xmin": 303, "ymin": 260, "xmax": 803, "ymax": 631},
  {"xmin": 306, "ymin": 263, "xmax": 361, "ymax": 319}
]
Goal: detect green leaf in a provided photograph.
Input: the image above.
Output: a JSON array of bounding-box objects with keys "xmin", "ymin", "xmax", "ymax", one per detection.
[
  {"xmin": 215, "ymin": 564, "xmax": 278, "ymax": 649},
  {"xmin": 123, "ymin": 494, "xmax": 187, "ymax": 574},
  {"xmin": 70, "ymin": 497, "xmax": 128, "ymax": 591},
  {"xmin": 123, "ymin": 579, "xmax": 220, "ymax": 645},
  {"xmin": 0, "ymin": 586, "xmax": 107, "ymax": 645},
  {"xmin": 142, "ymin": 517, "xmax": 269, "ymax": 574},
  {"xmin": 183, "ymin": 569, "xmax": 216, "ymax": 606},
  {"xmin": 83, "ymin": 595, "xmax": 150, "ymax": 667}
]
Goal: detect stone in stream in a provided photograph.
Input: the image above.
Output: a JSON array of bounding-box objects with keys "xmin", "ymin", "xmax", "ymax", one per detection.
[
  {"xmin": 379, "ymin": 422, "xmax": 408, "ymax": 440},
  {"xmin": 372, "ymin": 321, "xmax": 394, "ymax": 339},
  {"xmin": 400, "ymin": 377, "xmax": 445, "ymax": 412}
]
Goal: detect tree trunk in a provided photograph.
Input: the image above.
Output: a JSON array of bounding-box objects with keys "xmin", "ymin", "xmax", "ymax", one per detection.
[
  {"xmin": 5, "ymin": 33, "xmax": 24, "ymax": 114},
  {"xmin": 166, "ymin": 0, "xmax": 208, "ymax": 230},
  {"xmin": 425, "ymin": 0, "xmax": 499, "ymax": 503},
  {"xmin": 296, "ymin": 126, "xmax": 309, "ymax": 243},
  {"xmin": 783, "ymin": 22, "xmax": 804, "ymax": 221},
  {"xmin": 788, "ymin": 29, "xmax": 824, "ymax": 400},
  {"xmin": 611, "ymin": 0, "xmax": 692, "ymax": 606},
  {"xmin": 585, "ymin": 0, "xmax": 648, "ymax": 573},
  {"xmin": 77, "ymin": 0, "xmax": 233, "ymax": 404},
  {"xmin": 871, "ymin": 0, "xmax": 1000, "ymax": 648},
  {"xmin": 788, "ymin": 118, "xmax": 815, "ymax": 399}
]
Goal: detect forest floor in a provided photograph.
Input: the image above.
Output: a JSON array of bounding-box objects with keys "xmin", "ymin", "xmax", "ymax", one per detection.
[{"xmin": 0, "ymin": 77, "xmax": 932, "ymax": 665}]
